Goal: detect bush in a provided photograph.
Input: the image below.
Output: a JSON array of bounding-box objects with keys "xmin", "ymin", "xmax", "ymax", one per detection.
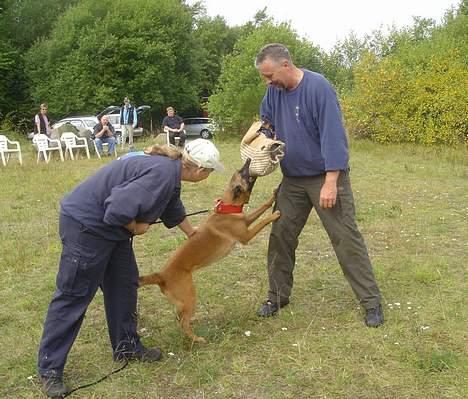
[{"xmin": 342, "ymin": 6, "xmax": 467, "ymax": 145}]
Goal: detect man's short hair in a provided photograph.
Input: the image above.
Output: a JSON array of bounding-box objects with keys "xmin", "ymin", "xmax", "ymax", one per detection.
[
  {"xmin": 166, "ymin": 106, "xmax": 174, "ymax": 112},
  {"xmin": 255, "ymin": 43, "xmax": 292, "ymax": 68}
]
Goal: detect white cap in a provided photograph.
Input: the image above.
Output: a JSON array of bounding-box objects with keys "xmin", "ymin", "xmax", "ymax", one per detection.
[{"xmin": 184, "ymin": 139, "xmax": 224, "ymax": 172}]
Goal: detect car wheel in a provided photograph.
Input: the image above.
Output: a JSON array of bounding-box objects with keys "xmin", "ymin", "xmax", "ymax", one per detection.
[{"xmin": 200, "ymin": 129, "xmax": 212, "ymax": 139}]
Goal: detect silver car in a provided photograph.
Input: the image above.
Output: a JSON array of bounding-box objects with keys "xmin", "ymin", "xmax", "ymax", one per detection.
[
  {"xmin": 51, "ymin": 116, "xmax": 99, "ymax": 135},
  {"xmin": 39, "ymin": 105, "xmax": 150, "ymax": 141},
  {"xmin": 183, "ymin": 117, "xmax": 215, "ymax": 139}
]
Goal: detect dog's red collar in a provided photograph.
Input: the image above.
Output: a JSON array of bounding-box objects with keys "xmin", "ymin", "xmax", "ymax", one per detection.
[{"xmin": 214, "ymin": 199, "xmax": 243, "ymax": 214}]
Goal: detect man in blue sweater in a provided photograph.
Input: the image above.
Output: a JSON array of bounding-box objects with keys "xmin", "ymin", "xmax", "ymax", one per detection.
[{"xmin": 254, "ymin": 43, "xmax": 383, "ymax": 328}]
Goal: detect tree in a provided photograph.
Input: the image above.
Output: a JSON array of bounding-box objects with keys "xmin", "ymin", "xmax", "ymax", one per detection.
[
  {"xmin": 1, "ymin": 0, "xmax": 81, "ymax": 50},
  {"xmin": 191, "ymin": 15, "xmax": 241, "ymax": 101},
  {"xmin": 24, "ymin": 0, "xmax": 201, "ymax": 122},
  {"xmin": 0, "ymin": 0, "xmax": 81, "ymax": 129},
  {"xmin": 208, "ymin": 21, "xmax": 324, "ymax": 133},
  {"xmin": 342, "ymin": 3, "xmax": 467, "ymax": 145}
]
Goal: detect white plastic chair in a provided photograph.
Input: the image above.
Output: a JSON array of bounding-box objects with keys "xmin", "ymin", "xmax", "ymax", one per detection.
[
  {"xmin": 164, "ymin": 127, "xmax": 185, "ymax": 147},
  {"xmin": 32, "ymin": 134, "xmax": 64, "ymax": 163},
  {"xmin": 60, "ymin": 132, "xmax": 90, "ymax": 160},
  {"xmin": 0, "ymin": 135, "xmax": 22, "ymax": 166},
  {"xmin": 93, "ymin": 139, "xmax": 117, "ymax": 159}
]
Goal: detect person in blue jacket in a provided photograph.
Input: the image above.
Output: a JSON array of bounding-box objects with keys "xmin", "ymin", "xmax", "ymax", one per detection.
[
  {"xmin": 37, "ymin": 139, "xmax": 224, "ymax": 398},
  {"xmin": 254, "ymin": 43, "xmax": 384, "ymax": 328},
  {"xmin": 120, "ymin": 96, "xmax": 138, "ymax": 150}
]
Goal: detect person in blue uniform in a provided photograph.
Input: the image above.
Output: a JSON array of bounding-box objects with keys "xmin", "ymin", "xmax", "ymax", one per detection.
[
  {"xmin": 254, "ymin": 43, "xmax": 384, "ymax": 328},
  {"xmin": 37, "ymin": 139, "xmax": 224, "ymax": 398}
]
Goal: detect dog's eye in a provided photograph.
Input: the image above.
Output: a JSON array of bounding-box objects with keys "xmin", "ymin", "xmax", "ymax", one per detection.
[{"xmin": 233, "ymin": 186, "xmax": 243, "ymax": 199}]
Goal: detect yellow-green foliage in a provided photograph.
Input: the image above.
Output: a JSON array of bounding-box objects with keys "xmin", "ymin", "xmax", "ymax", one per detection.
[{"xmin": 342, "ymin": 9, "xmax": 467, "ymax": 145}]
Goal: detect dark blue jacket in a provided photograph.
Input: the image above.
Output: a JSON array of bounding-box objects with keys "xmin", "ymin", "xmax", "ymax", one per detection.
[
  {"xmin": 61, "ymin": 155, "xmax": 185, "ymax": 241},
  {"xmin": 120, "ymin": 105, "xmax": 137, "ymax": 127},
  {"xmin": 260, "ymin": 69, "xmax": 349, "ymax": 177}
]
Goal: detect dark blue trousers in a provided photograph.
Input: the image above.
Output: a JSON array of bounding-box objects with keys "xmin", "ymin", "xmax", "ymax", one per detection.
[{"xmin": 38, "ymin": 214, "xmax": 143, "ymax": 378}]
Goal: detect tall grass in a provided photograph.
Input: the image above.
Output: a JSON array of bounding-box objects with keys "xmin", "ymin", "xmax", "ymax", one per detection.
[{"xmin": 0, "ymin": 135, "xmax": 466, "ymax": 398}]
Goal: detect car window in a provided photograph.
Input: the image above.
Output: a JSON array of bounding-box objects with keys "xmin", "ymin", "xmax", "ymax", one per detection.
[
  {"xmin": 108, "ymin": 115, "xmax": 119, "ymax": 124},
  {"xmin": 84, "ymin": 119, "xmax": 97, "ymax": 127},
  {"xmin": 69, "ymin": 120, "xmax": 84, "ymax": 128}
]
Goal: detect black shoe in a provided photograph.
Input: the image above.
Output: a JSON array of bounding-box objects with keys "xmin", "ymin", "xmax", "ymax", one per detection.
[
  {"xmin": 39, "ymin": 375, "xmax": 68, "ymax": 398},
  {"xmin": 365, "ymin": 304, "xmax": 384, "ymax": 327},
  {"xmin": 256, "ymin": 300, "xmax": 288, "ymax": 317},
  {"xmin": 115, "ymin": 346, "xmax": 163, "ymax": 363}
]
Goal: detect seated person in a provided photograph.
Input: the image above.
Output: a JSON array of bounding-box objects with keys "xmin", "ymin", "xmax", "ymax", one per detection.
[
  {"xmin": 162, "ymin": 106, "xmax": 186, "ymax": 147},
  {"xmin": 92, "ymin": 115, "xmax": 116, "ymax": 156}
]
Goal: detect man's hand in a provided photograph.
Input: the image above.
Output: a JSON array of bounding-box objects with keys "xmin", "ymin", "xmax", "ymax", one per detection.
[
  {"xmin": 319, "ymin": 171, "xmax": 340, "ymax": 209},
  {"xmin": 125, "ymin": 221, "xmax": 150, "ymax": 235}
]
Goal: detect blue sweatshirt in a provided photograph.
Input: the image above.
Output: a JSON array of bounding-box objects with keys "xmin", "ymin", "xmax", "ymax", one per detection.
[
  {"xmin": 260, "ymin": 69, "xmax": 349, "ymax": 177},
  {"xmin": 61, "ymin": 155, "xmax": 185, "ymax": 241}
]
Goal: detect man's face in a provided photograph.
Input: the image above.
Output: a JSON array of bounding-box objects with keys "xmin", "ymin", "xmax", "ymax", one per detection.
[
  {"xmin": 258, "ymin": 58, "xmax": 289, "ymax": 90},
  {"xmin": 124, "ymin": 99, "xmax": 129, "ymax": 107},
  {"xmin": 167, "ymin": 109, "xmax": 175, "ymax": 117},
  {"xmin": 102, "ymin": 116, "xmax": 109, "ymax": 125}
]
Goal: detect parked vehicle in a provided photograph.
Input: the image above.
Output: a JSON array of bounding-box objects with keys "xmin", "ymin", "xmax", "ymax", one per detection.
[
  {"xmin": 183, "ymin": 117, "xmax": 215, "ymax": 139},
  {"xmin": 51, "ymin": 116, "xmax": 98, "ymax": 135},
  {"xmin": 29, "ymin": 105, "xmax": 151, "ymax": 140}
]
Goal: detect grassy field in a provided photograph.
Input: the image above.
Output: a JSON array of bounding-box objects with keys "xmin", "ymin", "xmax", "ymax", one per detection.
[{"xmin": 0, "ymin": 134, "xmax": 466, "ymax": 399}]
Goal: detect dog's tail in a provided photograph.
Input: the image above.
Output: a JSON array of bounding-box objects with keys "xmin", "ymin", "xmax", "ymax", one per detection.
[{"xmin": 139, "ymin": 272, "xmax": 164, "ymax": 288}]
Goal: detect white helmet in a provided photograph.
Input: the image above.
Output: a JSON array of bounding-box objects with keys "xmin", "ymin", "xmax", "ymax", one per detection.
[{"xmin": 184, "ymin": 139, "xmax": 224, "ymax": 172}]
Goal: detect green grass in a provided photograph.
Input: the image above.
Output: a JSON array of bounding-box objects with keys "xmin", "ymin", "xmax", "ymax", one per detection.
[{"xmin": 0, "ymin": 135, "xmax": 466, "ymax": 398}]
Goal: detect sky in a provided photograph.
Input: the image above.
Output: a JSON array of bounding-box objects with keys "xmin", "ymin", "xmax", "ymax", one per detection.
[{"xmin": 188, "ymin": 0, "xmax": 460, "ymax": 50}]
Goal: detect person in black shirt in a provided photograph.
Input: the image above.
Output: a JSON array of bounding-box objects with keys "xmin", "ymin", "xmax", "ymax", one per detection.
[
  {"xmin": 162, "ymin": 106, "xmax": 186, "ymax": 147},
  {"xmin": 92, "ymin": 115, "xmax": 117, "ymax": 157}
]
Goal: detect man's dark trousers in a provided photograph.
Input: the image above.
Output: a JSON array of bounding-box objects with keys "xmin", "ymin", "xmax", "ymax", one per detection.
[{"xmin": 266, "ymin": 171, "xmax": 381, "ymax": 309}]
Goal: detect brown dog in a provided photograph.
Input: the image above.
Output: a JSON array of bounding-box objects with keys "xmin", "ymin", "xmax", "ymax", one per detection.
[{"xmin": 139, "ymin": 159, "xmax": 280, "ymax": 342}]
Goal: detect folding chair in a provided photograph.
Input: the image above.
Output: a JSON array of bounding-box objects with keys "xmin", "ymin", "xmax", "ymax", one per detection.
[
  {"xmin": 0, "ymin": 135, "xmax": 22, "ymax": 166},
  {"xmin": 93, "ymin": 139, "xmax": 118, "ymax": 159},
  {"xmin": 60, "ymin": 132, "xmax": 90, "ymax": 160},
  {"xmin": 32, "ymin": 134, "xmax": 64, "ymax": 163}
]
